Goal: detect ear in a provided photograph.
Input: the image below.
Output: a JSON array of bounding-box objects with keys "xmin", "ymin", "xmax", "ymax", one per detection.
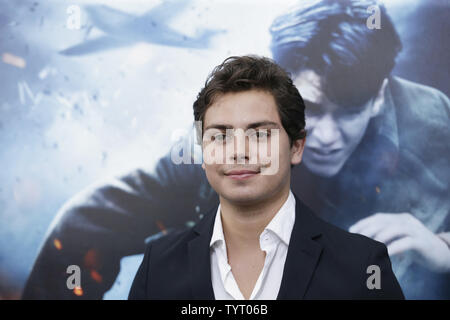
[
  {"xmin": 290, "ymin": 137, "xmax": 306, "ymax": 165},
  {"xmin": 201, "ymin": 162, "xmax": 206, "ymax": 170},
  {"xmin": 370, "ymin": 78, "xmax": 389, "ymax": 118}
]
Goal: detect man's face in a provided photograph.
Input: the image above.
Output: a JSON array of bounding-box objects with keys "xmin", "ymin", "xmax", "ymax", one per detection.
[
  {"xmin": 294, "ymin": 70, "xmax": 380, "ymax": 177},
  {"xmin": 201, "ymin": 89, "xmax": 305, "ymax": 205}
]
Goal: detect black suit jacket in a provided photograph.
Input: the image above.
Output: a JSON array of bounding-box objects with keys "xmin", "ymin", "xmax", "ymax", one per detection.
[{"xmin": 128, "ymin": 193, "xmax": 404, "ymax": 299}]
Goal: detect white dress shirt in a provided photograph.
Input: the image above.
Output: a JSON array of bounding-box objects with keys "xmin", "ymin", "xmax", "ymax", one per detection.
[{"xmin": 209, "ymin": 190, "xmax": 296, "ymax": 300}]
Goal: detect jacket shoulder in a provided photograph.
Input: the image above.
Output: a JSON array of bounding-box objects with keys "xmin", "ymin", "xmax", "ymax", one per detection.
[
  {"xmin": 307, "ymin": 207, "xmax": 384, "ymax": 258},
  {"xmin": 304, "ymin": 208, "xmax": 404, "ymax": 299},
  {"xmin": 390, "ymin": 76, "xmax": 450, "ymax": 131},
  {"xmin": 147, "ymin": 226, "xmax": 195, "ymax": 254}
]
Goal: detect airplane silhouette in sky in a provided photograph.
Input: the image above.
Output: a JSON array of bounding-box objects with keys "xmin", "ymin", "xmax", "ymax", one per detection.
[{"xmin": 60, "ymin": 0, "xmax": 224, "ymax": 55}]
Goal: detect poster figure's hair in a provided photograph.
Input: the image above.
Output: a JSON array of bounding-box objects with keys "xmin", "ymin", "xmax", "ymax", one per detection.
[
  {"xmin": 270, "ymin": 0, "xmax": 402, "ymax": 107},
  {"xmin": 193, "ymin": 55, "xmax": 306, "ymax": 148}
]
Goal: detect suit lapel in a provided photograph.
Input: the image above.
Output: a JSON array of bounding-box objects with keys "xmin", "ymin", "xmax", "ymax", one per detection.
[
  {"xmin": 277, "ymin": 194, "xmax": 323, "ymax": 300},
  {"xmin": 187, "ymin": 194, "xmax": 323, "ymax": 300},
  {"xmin": 188, "ymin": 205, "xmax": 217, "ymax": 299}
]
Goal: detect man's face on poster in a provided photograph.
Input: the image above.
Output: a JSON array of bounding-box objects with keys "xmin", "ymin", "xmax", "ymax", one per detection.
[{"xmin": 294, "ymin": 69, "xmax": 381, "ymax": 177}]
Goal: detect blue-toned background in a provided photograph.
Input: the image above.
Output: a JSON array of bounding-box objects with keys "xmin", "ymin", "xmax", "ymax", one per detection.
[{"xmin": 0, "ymin": 0, "xmax": 448, "ymax": 299}]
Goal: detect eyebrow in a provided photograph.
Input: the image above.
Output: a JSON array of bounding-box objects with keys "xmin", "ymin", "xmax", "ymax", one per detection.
[{"xmin": 204, "ymin": 121, "xmax": 280, "ymax": 131}]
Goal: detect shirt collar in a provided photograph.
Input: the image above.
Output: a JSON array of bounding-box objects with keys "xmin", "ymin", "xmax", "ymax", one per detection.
[
  {"xmin": 210, "ymin": 203, "xmax": 226, "ymax": 248},
  {"xmin": 264, "ymin": 190, "xmax": 296, "ymax": 245},
  {"xmin": 209, "ymin": 190, "xmax": 296, "ymax": 248}
]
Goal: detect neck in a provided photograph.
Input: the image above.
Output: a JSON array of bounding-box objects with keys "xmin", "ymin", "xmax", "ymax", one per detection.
[{"xmin": 219, "ymin": 184, "xmax": 291, "ymax": 248}]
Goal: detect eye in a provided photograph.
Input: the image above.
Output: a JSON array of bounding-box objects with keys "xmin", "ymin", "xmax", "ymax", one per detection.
[
  {"xmin": 213, "ymin": 133, "xmax": 233, "ymax": 143},
  {"xmin": 213, "ymin": 133, "xmax": 226, "ymax": 142},
  {"xmin": 305, "ymin": 102, "xmax": 323, "ymax": 117},
  {"xmin": 249, "ymin": 130, "xmax": 270, "ymax": 141},
  {"xmin": 256, "ymin": 130, "xmax": 269, "ymax": 138}
]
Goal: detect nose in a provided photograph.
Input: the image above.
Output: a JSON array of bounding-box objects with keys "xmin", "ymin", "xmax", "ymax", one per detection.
[
  {"xmin": 235, "ymin": 129, "xmax": 249, "ymax": 163},
  {"xmin": 227, "ymin": 129, "xmax": 250, "ymax": 164},
  {"xmin": 311, "ymin": 113, "xmax": 340, "ymax": 147}
]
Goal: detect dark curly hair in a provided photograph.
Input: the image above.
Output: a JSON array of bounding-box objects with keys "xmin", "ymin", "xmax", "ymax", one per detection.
[
  {"xmin": 193, "ymin": 55, "xmax": 306, "ymax": 148},
  {"xmin": 270, "ymin": 0, "xmax": 402, "ymax": 107}
]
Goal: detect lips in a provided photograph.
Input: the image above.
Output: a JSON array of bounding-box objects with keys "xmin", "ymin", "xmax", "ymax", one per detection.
[
  {"xmin": 308, "ymin": 147, "xmax": 341, "ymax": 156},
  {"xmin": 224, "ymin": 169, "xmax": 260, "ymax": 180},
  {"xmin": 225, "ymin": 169, "xmax": 259, "ymax": 175}
]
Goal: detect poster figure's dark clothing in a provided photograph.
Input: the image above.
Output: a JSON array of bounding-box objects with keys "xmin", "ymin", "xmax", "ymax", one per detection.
[
  {"xmin": 23, "ymin": 77, "xmax": 450, "ymax": 299},
  {"xmin": 128, "ymin": 193, "xmax": 404, "ymax": 300}
]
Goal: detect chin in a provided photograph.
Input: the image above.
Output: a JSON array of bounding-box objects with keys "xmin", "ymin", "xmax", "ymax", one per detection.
[
  {"xmin": 220, "ymin": 189, "xmax": 265, "ymax": 205},
  {"xmin": 303, "ymin": 160, "xmax": 343, "ymax": 178}
]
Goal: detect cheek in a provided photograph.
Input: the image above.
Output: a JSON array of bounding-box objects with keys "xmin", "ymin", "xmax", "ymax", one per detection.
[
  {"xmin": 203, "ymin": 164, "xmax": 221, "ymax": 182},
  {"xmin": 260, "ymin": 135, "xmax": 292, "ymax": 175},
  {"xmin": 305, "ymin": 115, "xmax": 317, "ymax": 130},
  {"xmin": 252, "ymin": 140, "xmax": 270, "ymax": 165},
  {"xmin": 339, "ymin": 114, "xmax": 372, "ymax": 145},
  {"xmin": 203, "ymin": 142, "xmax": 228, "ymax": 165}
]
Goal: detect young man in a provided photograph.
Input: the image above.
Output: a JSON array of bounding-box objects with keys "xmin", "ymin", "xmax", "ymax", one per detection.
[
  {"xmin": 128, "ymin": 55, "xmax": 403, "ymax": 299},
  {"xmin": 23, "ymin": 1, "xmax": 449, "ymax": 300}
]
